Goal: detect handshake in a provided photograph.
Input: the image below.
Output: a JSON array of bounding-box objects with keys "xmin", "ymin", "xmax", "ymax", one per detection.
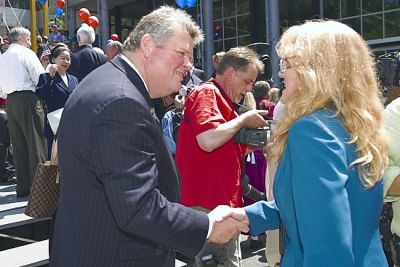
[{"xmin": 207, "ymin": 205, "xmax": 249, "ymax": 244}]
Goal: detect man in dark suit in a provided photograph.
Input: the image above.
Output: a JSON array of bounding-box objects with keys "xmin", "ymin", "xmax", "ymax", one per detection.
[
  {"xmin": 68, "ymin": 23, "xmax": 107, "ymax": 82},
  {"xmin": 51, "ymin": 6, "xmax": 248, "ymax": 267}
]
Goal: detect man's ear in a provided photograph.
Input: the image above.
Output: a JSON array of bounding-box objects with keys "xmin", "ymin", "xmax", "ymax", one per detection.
[
  {"xmin": 140, "ymin": 34, "xmax": 155, "ymax": 58},
  {"xmin": 225, "ymin": 67, "xmax": 236, "ymax": 81}
]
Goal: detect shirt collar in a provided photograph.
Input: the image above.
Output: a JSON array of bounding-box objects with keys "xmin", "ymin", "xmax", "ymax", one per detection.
[{"xmin": 120, "ymin": 54, "xmax": 148, "ymax": 92}]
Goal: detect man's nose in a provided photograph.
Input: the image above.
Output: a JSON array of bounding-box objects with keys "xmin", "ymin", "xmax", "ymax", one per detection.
[{"xmin": 183, "ymin": 56, "xmax": 193, "ymax": 70}]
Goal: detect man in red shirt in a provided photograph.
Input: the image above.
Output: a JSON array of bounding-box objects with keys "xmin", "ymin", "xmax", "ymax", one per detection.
[{"xmin": 176, "ymin": 47, "xmax": 267, "ymax": 266}]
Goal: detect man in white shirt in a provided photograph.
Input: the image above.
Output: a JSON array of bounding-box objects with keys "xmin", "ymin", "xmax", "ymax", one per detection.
[{"xmin": 0, "ymin": 27, "xmax": 47, "ymax": 198}]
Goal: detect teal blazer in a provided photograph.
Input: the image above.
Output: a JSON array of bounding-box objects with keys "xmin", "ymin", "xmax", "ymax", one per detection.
[{"xmin": 245, "ymin": 109, "xmax": 387, "ymax": 267}]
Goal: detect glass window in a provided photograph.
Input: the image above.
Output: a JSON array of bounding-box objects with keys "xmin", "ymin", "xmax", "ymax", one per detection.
[
  {"xmin": 6, "ymin": 0, "xmax": 29, "ymax": 9},
  {"xmin": 213, "ymin": 0, "xmax": 223, "ymax": 20},
  {"xmin": 237, "ymin": 0, "xmax": 250, "ymax": 16},
  {"xmin": 362, "ymin": 0, "xmax": 383, "ymax": 14},
  {"xmin": 323, "ymin": 0, "xmax": 341, "ymax": 18},
  {"xmin": 238, "ymin": 35, "xmax": 251, "ymax": 46},
  {"xmin": 385, "ymin": 0, "xmax": 400, "ymax": 10},
  {"xmin": 363, "ymin": 14, "xmax": 383, "ymax": 40},
  {"xmin": 342, "ymin": 0, "xmax": 361, "ymax": 17},
  {"xmin": 223, "ymin": 0, "xmax": 236, "ymax": 18},
  {"xmin": 341, "ymin": 17, "xmax": 361, "ymax": 34},
  {"xmin": 237, "ymin": 15, "xmax": 250, "ymax": 36},
  {"xmin": 384, "ymin": 11, "xmax": 400, "ymax": 37},
  {"xmin": 223, "ymin": 17, "xmax": 236, "ymax": 39},
  {"xmin": 224, "ymin": 38, "xmax": 237, "ymax": 51},
  {"xmin": 215, "ymin": 40, "xmax": 224, "ymax": 53}
]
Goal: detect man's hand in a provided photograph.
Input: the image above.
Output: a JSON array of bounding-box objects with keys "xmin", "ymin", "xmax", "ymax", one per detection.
[
  {"xmin": 239, "ymin": 110, "xmax": 269, "ymax": 129},
  {"xmin": 207, "ymin": 205, "xmax": 249, "ymax": 244}
]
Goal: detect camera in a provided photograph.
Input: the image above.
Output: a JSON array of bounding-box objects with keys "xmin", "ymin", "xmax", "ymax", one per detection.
[{"xmin": 234, "ymin": 127, "xmax": 269, "ymax": 148}]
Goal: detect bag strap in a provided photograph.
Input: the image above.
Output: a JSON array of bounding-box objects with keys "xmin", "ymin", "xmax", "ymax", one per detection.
[{"xmin": 50, "ymin": 138, "xmax": 58, "ymax": 166}]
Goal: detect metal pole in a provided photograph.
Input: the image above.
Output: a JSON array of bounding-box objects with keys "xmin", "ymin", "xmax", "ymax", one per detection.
[
  {"xmin": 201, "ymin": 0, "xmax": 214, "ymax": 79},
  {"xmin": 43, "ymin": 0, "xmax": 49, "ymax": 37},
  {"xmin": 265, "ymin": 0, "xmax": 269, "ymax": 43},
  {"xmin": 97, "ymin": 0, "xmax": 109, "ymax": 50},
  {"xmin": 268, "ymin": 0, "xmax": 280, "ymax": 87},
  {"xmin": 30, "ymin": 0, "xmax": 38, "ymax": 52},
  {"xmin": 68, "ymin": 6, "xmax": 76, "ymax": 40}
]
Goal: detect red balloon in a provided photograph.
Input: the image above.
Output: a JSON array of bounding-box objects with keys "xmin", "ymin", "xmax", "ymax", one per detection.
[
  {"xmin": 57, "ymin": 0, "xmax": 65, "ymax": 9},
  {"xmin": 87, "ymin": 16, "xmax": 99, "ymax": 30},
  {"xmin": 111, "ymin": 34, "xmax": 119, "ymax": 41},
  {"xmin": 215, "ymin": 25, "xmax": 222, "ymax": 33},
  {"xmin": 78, "ymin": 8, "xmax": 90, "ymax": 22}
]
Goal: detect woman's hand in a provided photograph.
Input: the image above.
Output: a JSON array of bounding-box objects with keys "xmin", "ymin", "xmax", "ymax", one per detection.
[{"xmin": 48, "ymin": 64, "xmax": 58, "ymax": 79}]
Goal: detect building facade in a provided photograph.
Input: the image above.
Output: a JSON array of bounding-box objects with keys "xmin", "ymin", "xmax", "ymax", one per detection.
[{"xmin": 2, "ymin": 1, "xmax": 400, "ymax": 58}]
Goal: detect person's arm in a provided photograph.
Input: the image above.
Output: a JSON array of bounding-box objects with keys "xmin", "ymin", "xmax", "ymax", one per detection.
[
  {"xmin": 36, "ymin": 73, "xmax": 54, "ymax": 100},
  {"xmin": 90, "ymin": 98, "xmax": 247, "ymax": 255},
  {"xmin": 288, "ymin": 116, "xmax": 354, "ymax": 266},
  {"xmin": 387, "ymin": 175, "xmax": 400, "ymax": 196},
  {"xmin": 196, "ymin": 109, "xmax": 268, "ymax": 152},
  {"xmin": 244, "ymin": 201, "xmax": 280, "ymax": 235},
  {"xmin": 25, "ymin": 49, "xmax": 45, "ymax": 85}
]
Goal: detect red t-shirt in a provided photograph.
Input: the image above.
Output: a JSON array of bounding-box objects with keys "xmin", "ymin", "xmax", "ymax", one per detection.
[{"xmin": 176, "ymin": 79, "xmax": 246, "ymax": 210}]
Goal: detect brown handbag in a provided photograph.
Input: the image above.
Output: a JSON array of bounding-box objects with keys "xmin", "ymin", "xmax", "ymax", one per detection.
[{"xmin": 25, "ymin": 140, "xmax": 60, "ymax": 218}]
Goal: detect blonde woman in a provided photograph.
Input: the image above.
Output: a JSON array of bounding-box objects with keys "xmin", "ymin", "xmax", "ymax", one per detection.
[{"xmin": 234, "ymin": 20, "xmax": 389, "ymax": 266}]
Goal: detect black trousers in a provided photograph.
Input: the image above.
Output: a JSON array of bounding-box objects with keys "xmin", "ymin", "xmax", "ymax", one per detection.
[
  {"xmin": 0, "ymin": 110, "xmax": 9, "ymax": 179},
  {"xmin": 6, "ymin": 91, "xmax": 47, "ymax": 195}
]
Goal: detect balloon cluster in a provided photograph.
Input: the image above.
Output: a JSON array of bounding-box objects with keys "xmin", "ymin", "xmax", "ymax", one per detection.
[
  {"xmin": 175, "ymin": 0, "xmax": 197, "ymax": 8},
  {"xmin": 56, "ymin": 0, "xmax": 65, "ymax": 18},
  {"xmin": 78, "ymin": 8, "xmax": 99, "ymax": 30},
  {"xmin": 214, "ymin": 25, "xmax": 222, "ymax": 40}
]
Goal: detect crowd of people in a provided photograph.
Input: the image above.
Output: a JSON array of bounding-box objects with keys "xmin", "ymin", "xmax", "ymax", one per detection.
[{"xmin": 0, "ymin": 5, "xmax": 399, "ymax": 267}]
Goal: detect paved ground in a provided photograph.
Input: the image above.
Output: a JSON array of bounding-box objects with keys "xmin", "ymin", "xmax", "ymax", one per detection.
[{"xmin": 178, "ymin": 233, "xmax": 280, "ymax": 267}]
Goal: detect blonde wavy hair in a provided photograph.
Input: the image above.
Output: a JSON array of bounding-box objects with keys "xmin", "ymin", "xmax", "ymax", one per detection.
[{"xmin": 269, "ymin": 20, "xmax": 388, "ymax": 187}]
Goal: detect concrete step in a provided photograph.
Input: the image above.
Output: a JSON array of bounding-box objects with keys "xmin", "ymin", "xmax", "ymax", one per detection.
[{"xmin": 0, "ymin": 239, "xmax": 49, "ymax": 267}]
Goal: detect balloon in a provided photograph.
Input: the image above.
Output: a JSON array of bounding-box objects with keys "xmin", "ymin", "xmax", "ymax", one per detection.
[
  {"xmin": 175, "ymin": 0, "xmax": 186, "ymax": 8},
  {"xmin": 111, "ymin": 34, "xmax": 119, "ymax": 41},
  {"xmin": 187, "ymin": 0, "xmax": 197, "ymax": 8},
  {"xmin": 56, "ymin": 7, "xmax": 64, "ymax": 18},
  {"xmin": 215, "ymin": 25, "xmax": 222, "ymax": 33},
  {"xmin": 57, "ymin": 0, "xmax": 65, "ymax": 9},
  {"xmin": 214, "ymin": 32, "xmax": 221, "ymax": 40},
  {"xmin": 87, "ymin": 16, "xmax": 99, "ymax": 30},
  {"xmin": 78, "ymin": 8, "xmax": 90, "ymax": 22},
  {"xmin": 38, "ymin": 0, "xmax": 46, "ymax": 5}
]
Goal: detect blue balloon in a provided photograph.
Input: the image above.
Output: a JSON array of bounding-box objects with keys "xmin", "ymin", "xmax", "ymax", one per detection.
[
  {"xmin": 175, "ymin": 0, "xmax": 186, "ymax": 8},
  {"xmin": 56, "ymin": 7, "xmax": 63, "ymax": 18},
  {"xmin": 187, "ymin": 0, "xmax": 197, "ymax": 8},
  {"xmin": 214, "ymin": 32, "xmax": 221, "ymax": 40},
  {"xmin": 39, "ymin": 0, "xmax": 46, "ymax": 4}
]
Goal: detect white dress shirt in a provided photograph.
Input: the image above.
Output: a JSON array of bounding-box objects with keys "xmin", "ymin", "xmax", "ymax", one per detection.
[{"xmin": 0, "ymin": 43, "xmax": 45, "ymax": 97}]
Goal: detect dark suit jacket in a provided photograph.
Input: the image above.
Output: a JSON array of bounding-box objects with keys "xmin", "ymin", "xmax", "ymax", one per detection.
[
  {"xmin": 51, "ymin": 56, "xmax": 209, "ymax": 267},
  {"xmin": 68, "ymin": 44, "xmax": 108, "ymax": 82},
  {"xmin": 36, "ymin": 72, "xmax": 78, "ymax": 139}
]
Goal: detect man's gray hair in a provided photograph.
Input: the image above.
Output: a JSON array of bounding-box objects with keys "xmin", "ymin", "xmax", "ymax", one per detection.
[
  {"xmin": 108, "ymin": 40, "xmax": 123, "ymax": 52},
  {"xmin": 124, "ymin": 6, "xmax": 203, "ymax": 51},
  {"xmin": 9, "ymin": 27, "xmax": 31, "ymax": 44},
  {"xmin": 77, "ymin": 24, "xmax": 95, "ymax": 45}
]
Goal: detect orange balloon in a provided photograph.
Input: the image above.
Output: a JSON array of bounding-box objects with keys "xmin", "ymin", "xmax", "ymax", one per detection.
[
  {"xmin": 78, "ymin": 8, "xmax": 90, "ymax": 22},
  {"xmin": 87, "ymin": 16, "xmax": 99, "ymax": 30}
]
